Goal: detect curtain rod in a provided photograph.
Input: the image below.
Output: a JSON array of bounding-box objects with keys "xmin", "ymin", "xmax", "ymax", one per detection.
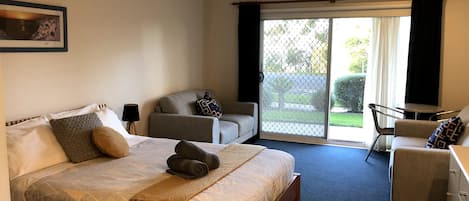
[{"xmin": 232, "ymin": 0, "xmax": 336, "ymax": 6}]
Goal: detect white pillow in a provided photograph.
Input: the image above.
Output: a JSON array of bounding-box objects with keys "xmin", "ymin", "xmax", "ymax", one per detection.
[
  {"xmin": 7, "ymin": 116, "xmax": 68, "ymax": 180},
  {"xmin": 47, "ymin": 103, "xmax": 100, "ymax": 120},
  {"xmin": 95, "ymin": 108, "xmax": 131, "ymax": 138}
]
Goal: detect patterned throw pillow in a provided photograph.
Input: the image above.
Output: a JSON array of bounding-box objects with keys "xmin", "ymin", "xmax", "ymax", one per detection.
[
  {"xmin": 195, "ymin": 92, "xmax": 222, "ymax": 118},
  {"xmin": 50, "ymin": 113, "xmax": 103, "ymax": 163},
  {"xmin": 426, "ymin": 117, "xmax": 465, "ymax": 149}
]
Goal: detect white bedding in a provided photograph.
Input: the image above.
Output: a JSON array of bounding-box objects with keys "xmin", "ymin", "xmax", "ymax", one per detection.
[{"xmin": 10, "ymin": 136, "xmax": 295, "ymax": 201}]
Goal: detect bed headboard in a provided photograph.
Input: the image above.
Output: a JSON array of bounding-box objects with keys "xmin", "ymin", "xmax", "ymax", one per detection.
[{"xmin": 5, "ymin": 104, "xmax": 107, "ymax": 126}]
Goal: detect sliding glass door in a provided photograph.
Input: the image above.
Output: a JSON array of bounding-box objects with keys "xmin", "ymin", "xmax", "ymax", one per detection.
[
  {"xmin": 260, "ymin": 17, "xmax": 410, "ymax": 143},
  {"xmin": 261, "ymin": 19, "xmax": 331, "ymax": 139}
]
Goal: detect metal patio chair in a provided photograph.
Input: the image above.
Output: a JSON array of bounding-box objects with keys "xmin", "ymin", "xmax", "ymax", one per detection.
[{"xmin": 365, "ymin": 103, "xmax": 404, "ymax": 161}]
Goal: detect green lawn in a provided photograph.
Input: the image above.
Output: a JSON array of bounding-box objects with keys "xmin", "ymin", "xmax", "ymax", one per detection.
[
  {"xmin": 271, "ymin": 93, "xmax": 311, "ymax": 105},
  {"xmin": 262, "ymin": 110, "xmax": 363, "ymax": 127}
]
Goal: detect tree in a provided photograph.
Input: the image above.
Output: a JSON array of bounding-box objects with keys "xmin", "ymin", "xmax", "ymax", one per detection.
[
  {"xmin": 286, "ymin": 49, "xmax": 311, "ymax": 73},
  {"xmin": 269, "ymin": 77, "xmax": 294, "ymax": 109},
  {"xmin": 264, "ymin": 52, "xmax": 284, "ymax": 72},
  {"xmin": 302, "ymin": 19, "xmax": 329, "ymax": 74},
  {"xmin": 345, "ymin": 37, "xmax": 369, "ymax": 73}
]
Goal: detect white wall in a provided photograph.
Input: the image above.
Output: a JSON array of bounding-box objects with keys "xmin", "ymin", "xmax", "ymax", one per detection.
[
  {"xmin": 204, "ymin": 0, "xmax": 238, "ymax": 102},
  {"xmin": 440, "ymin": 0, "xmax": 469, "ymax": 110},
  {"xmin": 0, "ymin": 58, "xmax": 10, "ymax": 201},
  {"xmin": 1, "ymin": 0, "xmax": 206, "ymax": 133}
]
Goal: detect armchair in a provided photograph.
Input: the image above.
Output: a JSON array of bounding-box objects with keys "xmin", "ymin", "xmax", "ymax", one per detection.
[
  {"xmin": 149, "ymin": 89, "xmax": 258, "ymax": 144},
  {"xmin": 390, "ymin": 105, "xmax": 469, "ymax": 201}
]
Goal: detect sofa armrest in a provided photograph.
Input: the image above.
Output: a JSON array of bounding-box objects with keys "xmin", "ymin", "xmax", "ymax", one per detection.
[
  {"xmin": 222, "ymin": 102, "xmax": 258, "ymax": 134},
  {"xmin": 148, "ymin": 113, "xmax": 220, "ymax": 143},
  {"xmin": 394, "ymin": 119, "xmax": 440, "ymax": 138},
  {"xmin": 391, "ymin": 147, "xmax": 449, "ymax": 201}
]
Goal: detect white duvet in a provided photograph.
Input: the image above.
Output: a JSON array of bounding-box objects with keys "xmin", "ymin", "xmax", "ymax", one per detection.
[{"xmin": 10, "ymin": 136, "xmax": 295, "ymax": 201}]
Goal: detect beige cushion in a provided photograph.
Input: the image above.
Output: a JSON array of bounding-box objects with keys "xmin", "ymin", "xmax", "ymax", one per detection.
[
  {"xmin": 456, "ymin": 124, "xmax": 469, "ymax": 146},
  {"xmin": 457, "ymin": 105, "xmax": 469, "ymax": 123},
  {"xmin": 92, "ymin": 127, "xmax": 129, "ymax": 158},
  {"xmin": 391, "ymin": 136, "xmax": 428, "ymax": 150}
]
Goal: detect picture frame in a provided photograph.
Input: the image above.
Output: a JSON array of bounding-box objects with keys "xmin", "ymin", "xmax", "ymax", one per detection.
[{"xmin": 0, "ymin": 0, "xmax": 67, "ymax": 52}]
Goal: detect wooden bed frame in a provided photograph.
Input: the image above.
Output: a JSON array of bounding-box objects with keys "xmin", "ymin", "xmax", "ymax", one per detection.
[
  {"xmin": 6, "ymin": 103, "xmax": 301, "ymax": 201},
  {"xmin": 277, "ymin": 173, "xmax": 301, "ymax": 201}
]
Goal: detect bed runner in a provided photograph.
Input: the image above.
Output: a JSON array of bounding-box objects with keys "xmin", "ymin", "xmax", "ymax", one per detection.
[{"xmin": 130, "ymin": 144, "xmax": 265, "ymax": 201}]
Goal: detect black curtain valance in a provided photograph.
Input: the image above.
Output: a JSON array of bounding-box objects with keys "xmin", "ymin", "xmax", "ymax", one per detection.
[{"xmin": 405, "ymin": 0, "xmax": 443, "ymax": 105}]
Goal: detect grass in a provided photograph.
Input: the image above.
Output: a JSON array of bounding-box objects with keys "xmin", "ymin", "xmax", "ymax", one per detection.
[
  {"xmin": 271, "ymin": 93, "xmax": 311, "ymax": 105},
  {"xmin": 262, "ymin": 109, "xmax": 363, "ymax": 127}
]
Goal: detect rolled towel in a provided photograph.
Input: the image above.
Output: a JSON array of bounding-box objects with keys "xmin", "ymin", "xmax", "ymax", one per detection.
[
  {"xmin": 166, "ymin": 154, "xmax": 209, "ymax": 179},
  {"xmin": 175, "ymin": 140, "xmax": 220, "ymax": 170}
]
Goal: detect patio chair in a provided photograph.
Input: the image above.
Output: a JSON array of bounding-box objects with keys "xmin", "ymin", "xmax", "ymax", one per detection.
[{"xmin": 365, "ymin": 103, "xmax": 404, "ymax": 161}]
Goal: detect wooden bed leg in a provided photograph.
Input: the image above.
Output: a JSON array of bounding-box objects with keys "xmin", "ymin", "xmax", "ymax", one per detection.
[
  {"xmin": 294, "ymin": 173, "xmax": 301, "ymax": 201},
  {"xmin": 276, "ymin": 173, "xmax": 301, "ymax": 201}
]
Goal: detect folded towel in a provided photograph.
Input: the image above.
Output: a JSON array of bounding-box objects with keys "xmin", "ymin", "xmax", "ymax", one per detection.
[
  {"xmin": 175, "ymin": 140, "xmax": 220, "ymax": 170},
  {"xmin": 166, "ymin": 154, "xmax": 209, "ymax": 179}
]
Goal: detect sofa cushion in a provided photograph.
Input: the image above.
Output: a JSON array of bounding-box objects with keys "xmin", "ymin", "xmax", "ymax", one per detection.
[
  {"xmin": 457, "ymin": 105, "xmax": 469, "ymax": 123},
  {"xmin": 457, "ymin": 124, "xmax": 469, "ymax": 146},
  {"xmin": 426, "ymin": 117, "xmax": 465, "ymax": 149},
  {"xmin": 196, "ymin": 92, "xmax": 222, "ymax": 118},
  {"xmin": 221, "ymin": 114, "xmax": 254, "ymax": 136},
  {"xmin": 219, "ymin": 121, "xmax": 238, "ymax": 144},
  {"xmin": 159, "ymin": 90, "xmax": 216, "ymax": 115},
  {"xmin": 159, "ymin": 91, "xmax": 199, "ymax": 115},
  {"xmin": 392, "ymin": 136, "xmax": 428, "ymax": 150}
]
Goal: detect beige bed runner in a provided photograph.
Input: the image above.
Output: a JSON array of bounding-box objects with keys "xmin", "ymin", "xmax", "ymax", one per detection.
[{"xmin": 130, "ymin": 144, "xmax": 266, "ymax": 201}]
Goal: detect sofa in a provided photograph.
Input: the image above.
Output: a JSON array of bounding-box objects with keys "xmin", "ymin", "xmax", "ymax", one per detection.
[
  {"xmin": 148, "ymin": 89, "xmax": 258, "ymax": 144},
  {"xmin": 390, "ymin": 105, "xmax": 469, "ymax": 201}
]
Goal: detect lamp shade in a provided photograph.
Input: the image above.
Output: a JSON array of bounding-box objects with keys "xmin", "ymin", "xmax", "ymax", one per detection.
[{"xmin": 122, "ymin": 104, "xmax": 140, "ymax": 121}]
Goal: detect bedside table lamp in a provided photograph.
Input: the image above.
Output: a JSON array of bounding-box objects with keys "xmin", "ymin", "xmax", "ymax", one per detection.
[{"xmin": 122, "ymin": 104, "xmax": 140, "ymax": 135}]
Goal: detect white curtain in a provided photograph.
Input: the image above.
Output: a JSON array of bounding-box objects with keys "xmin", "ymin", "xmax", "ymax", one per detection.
[{"xmin": 363, "ymin": 17, "xmax": 409, "ymax": 151}]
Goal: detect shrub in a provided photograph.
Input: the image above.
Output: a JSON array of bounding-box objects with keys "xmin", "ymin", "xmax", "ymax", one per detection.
[
  {"xmin": 333, "ymin": 74, "xmax": 366, "ymax": 112},
  {"xmin": 311, "ymin": 89, "xmax": 334, "ymax": 111}
]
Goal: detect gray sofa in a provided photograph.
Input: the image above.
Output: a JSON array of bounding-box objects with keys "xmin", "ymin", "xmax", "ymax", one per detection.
[
  {"xmin": 148, "ymin": 89, "xmax": 258, "ymax": 144},
  {"xmin": 390, "ymin": 105, "xmax": 469, "ymax": 201}
]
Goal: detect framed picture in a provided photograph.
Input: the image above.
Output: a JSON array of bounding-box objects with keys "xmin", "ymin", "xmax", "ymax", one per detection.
[{"xmin": 0, "ymin": 1, "xmax": 67, "ymax": 52}]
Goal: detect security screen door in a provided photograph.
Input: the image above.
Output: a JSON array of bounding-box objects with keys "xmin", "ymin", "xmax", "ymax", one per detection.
[{"xmin": 261, "ymin": 18, "xmax": 331, "ymax": 138}]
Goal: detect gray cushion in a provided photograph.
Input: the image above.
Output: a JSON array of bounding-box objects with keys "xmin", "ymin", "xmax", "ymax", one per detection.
[
  {"xmin": 50, "ymin": 113, "xmax": 103, "ymax": 163},
  {"xmin": 219, "ymin": 121, "xmax": 238, "ymax": 144},
  {"xmin": 159, "ymin": 91, "xmax": 199, "ymax": 115},
  {"xmin": 159, "ymin": 90, "xmax": 216, "ymax": 115},
  {"xmin": 221, "ymin": 114, "xmax": 254, "ymax": 136}
]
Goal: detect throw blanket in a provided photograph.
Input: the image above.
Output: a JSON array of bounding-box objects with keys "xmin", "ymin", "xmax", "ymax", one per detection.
[{"xmin": 130, "ymin": 144, "xmax": 265, "ymax": 201}]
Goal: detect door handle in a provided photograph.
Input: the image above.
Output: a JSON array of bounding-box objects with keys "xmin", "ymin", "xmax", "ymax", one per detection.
[{"xmin": 259, "ymin": 72, "xmax": 264, "ymax": 83}]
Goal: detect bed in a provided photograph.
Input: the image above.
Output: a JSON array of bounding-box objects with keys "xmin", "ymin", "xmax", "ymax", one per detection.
[{"xmin": 6, "ymin": 104, "xmax": 300, "ymax": 201}]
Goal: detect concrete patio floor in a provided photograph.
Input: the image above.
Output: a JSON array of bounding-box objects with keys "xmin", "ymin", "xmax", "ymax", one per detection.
[{"xmin": 262, "ymin": 121, "xmax": 366, "ymax": 143}]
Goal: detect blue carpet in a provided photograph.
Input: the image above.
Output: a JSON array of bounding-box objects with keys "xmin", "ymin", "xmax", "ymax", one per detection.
[{"xmin": 253, "ymin": 139, "xmax": 390, "ymax": 201}]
